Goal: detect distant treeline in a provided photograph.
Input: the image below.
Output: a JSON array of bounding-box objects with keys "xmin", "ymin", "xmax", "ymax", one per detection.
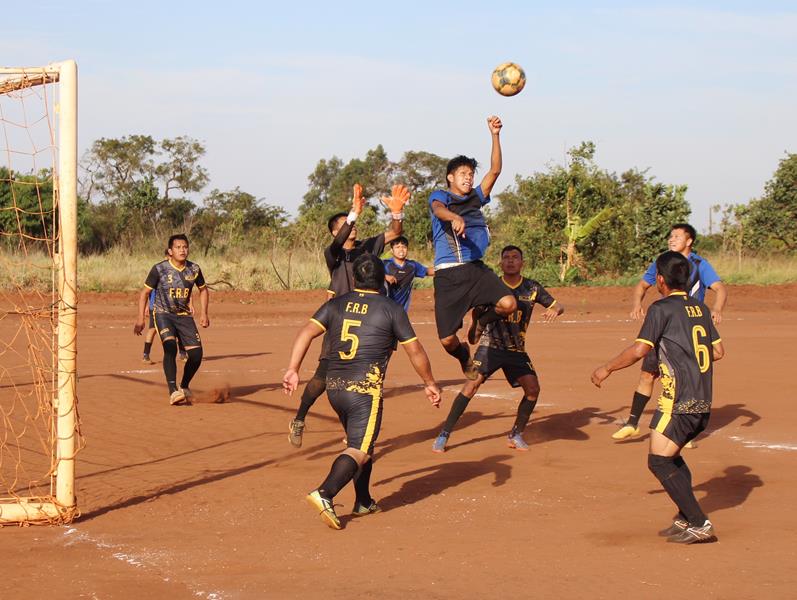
[{"xmin": 2, "ymin": 134, "xmax": 794, "ymax": 283}]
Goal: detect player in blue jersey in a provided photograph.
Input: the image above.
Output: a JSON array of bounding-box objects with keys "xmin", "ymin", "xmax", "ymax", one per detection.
[
  {"xmin": 429, "ymin": 116, "xmax": 517, "ymax": 379},
  {"xmin": 613, "ymin": 223, "xmax": 728, "ymax": 440},
  {"xmin": 383, "ymin": 236, "xmax": 434, "ymax": 312}
]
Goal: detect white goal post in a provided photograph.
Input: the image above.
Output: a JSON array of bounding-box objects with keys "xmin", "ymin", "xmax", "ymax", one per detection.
[{"xmin": 0, "ymin": 60, "xmax": 79, "ymax": 524}]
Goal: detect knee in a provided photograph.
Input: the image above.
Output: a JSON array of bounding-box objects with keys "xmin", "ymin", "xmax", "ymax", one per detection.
[
  {"xmin": 185, "ymin": 346, "xmax": 203, "ymax": 363},
  {"xmin": 496, "ymin": 295, "xmax": 517, "ymax": 315},
  {"xmin": 648, "ymin": 454, "xmax": 677, "ymax": 480},
  {"xmin": 440, "ymin": 335, "xmax": 459, "ymax": 351},
  {"xmin": 162, "ymin": 338, "xmax": 177, "ymax": 356}
]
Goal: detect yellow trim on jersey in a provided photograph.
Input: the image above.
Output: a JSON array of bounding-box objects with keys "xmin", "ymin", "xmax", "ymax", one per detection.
[
  {"xmin": 668, "ymin": 291, "xmax": 687, "ymax": 297},
  {"xmin": 501, "ymin": 276, "xmax": 523, "ymax": 289},
  {"xmin": 327, "ymin": 289, "xmax": 335, "ymax": 296},
  {"xmin": 712, "ymin": 338, "xmax": 722, "ymax": 345},
  {"xmin": 359, "ymin": 387, "xmax": 381, "ymax": 454},
  {"xmin": 309, "ymin": 318, "xmax": 326, "ymax": 332},
  {"xmin": 636, "ymin": 338, "xmax": 655, "ymax": 347},
  {"xmin": 354, "ymin": 288, "xmax": 379, "ymax": 294},
  {"xmin": 144, "ymin": 284, "xmax": 154, "ymax": 290},
  {"xmin": 168, "ymin": 259, "xmax": 187, "ymax": 272},
  {"xmin": 197, "ymin": 283, "xmax": 207, "ymax": 289},
  {"xmin": 398, "ymin": 336, "xmax": 418, "ymax": 345},
  {"xmin": 547, "ymin": 299, "xmax": 557, "ymax": 308}
]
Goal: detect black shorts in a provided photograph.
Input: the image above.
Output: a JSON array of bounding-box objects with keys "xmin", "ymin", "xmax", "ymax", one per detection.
[
  {"xmin": 649, "ymin": 411, "xmax": 709, "ymax": 447},
  {"xmin": 313, "ymin": 358, "xmax": 329, "ymax": 380},
  {"xmin": 433, "ymin": 261, "xmax": 511, "ymax": 339},
  {"xmin": 473, "ymin": 346, "xmax": 536, "ymax": 388},
  {"xmin": 154, "ymin": 311, "xmax": 202, "ymax": 347},
  {"xmin": 327, "ymin": 387, "xmax": 383, "ymax": 455},
  {"xmin": 641, "ymin": 350, "xmax": 659, "ymax": 375}
]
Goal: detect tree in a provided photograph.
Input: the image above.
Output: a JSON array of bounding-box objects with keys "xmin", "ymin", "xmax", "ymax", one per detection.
[
  {"xmin": 0, "ymin": 167, "xmax": 55, "ymax": 250},
  {"xmin": 745, "ymin": 152, "xmax": 797, "ymax": 252}
]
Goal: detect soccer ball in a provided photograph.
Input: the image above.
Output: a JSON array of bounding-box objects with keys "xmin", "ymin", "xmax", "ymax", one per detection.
[{"xmin": 491, "ymin": 62, "xmax": 526, "ymax": 97}]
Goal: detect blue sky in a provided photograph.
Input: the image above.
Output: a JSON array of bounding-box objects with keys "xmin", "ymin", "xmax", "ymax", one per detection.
[{"xmin": 5, "ymin": 1, "xmax": 796, "ymax": 231}]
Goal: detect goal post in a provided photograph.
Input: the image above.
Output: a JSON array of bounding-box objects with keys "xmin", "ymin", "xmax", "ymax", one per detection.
[{"xmin": 0, "ymin": 60, "xmax": 80, "ymax": 525}]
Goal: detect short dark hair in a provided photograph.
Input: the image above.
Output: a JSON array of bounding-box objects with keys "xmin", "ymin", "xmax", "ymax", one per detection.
[
  {"xmin": 390, "ymin": 236, "xmax": 409, "ymax": 247},
  {"xmin": 327, "ymin": 212, "xmax": 348, "ymax": 233},
  {"xmin": 671, "ymin": 223, "xmax": 697, "ymax": 244},
  {"xmin": 655, "ymin": 251, "xmax": 690, "ymax": 290},
  {"xmin": 353, "ymin": 254, "xmax": 385, "ymax": 291},
  {"xmin": 446, "ymin": 155, "xmax": 478, "ymax": 188},
  {"xmin": 501, "ymin": 245, "xmax": 523, "ymax": 259},
  {"xmin": 167, "ymin": 234, "xmax": 189, "ymax": 249}
]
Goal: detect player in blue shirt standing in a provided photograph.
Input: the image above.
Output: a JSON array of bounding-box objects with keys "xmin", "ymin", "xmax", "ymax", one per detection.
[
  {"xmin": 383, "ymin": 236, "xmax": 434, "ymax": 312},
  {"xmin": 429, "ymin": 116, "xmax": 517, "ymax": 378},
  {"xmin": 612, "ymin": 223, "xmax": 728, "ymax": 440}
]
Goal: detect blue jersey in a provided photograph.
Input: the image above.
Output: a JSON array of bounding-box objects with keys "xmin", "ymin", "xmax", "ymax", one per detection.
[
  {"xmin": 642, "ymin": 252, "xmax": 720, "ymax": 302},
  {"xmin": 383, "ymin": 258, "xmax": 429, "ymax": 312},
  {"xmin": 148, "ymin": 289, "xmax": 156, "ymax": 310},
  {"xmin": 429, "ymin": 186, "xmax": 491, "ymax": 266}
]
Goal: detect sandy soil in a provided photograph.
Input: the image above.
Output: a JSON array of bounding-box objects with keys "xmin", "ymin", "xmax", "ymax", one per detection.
[{"xmin": 1, "ymin": 284, "xmax": 795, "ymax": 599}]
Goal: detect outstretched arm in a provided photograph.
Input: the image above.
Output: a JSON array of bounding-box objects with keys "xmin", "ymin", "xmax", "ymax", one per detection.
[
  {"xmin": 431, "ymin": 201, "xmax": 466, "ymax": 237},
  {"xmin": 283, "ymin": 321, "xmax": 324, "ymax": 394},
  {"xmin": 133, "ymin": 287, "xmax": 151, "ymax": 335},
  {"xmin": 630, "ymin": 280, "xmax": 653, "ymax": 319},
  {"xmin": 708, "ymin": 281, "xmax": 728, "ymax": 325},
  {"xmin": 479, "ymin": 116, "xmax": 503, "ymax": 196},
  {"xmin": 401, "ymin": 339, "xmax": 441, "ymax": 407},
  {"xmin": 591, "ymin": 341, "xmax": 651, "ymax": 388}
]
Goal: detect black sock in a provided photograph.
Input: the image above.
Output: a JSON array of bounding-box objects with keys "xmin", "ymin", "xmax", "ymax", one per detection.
[
  {"xmin": 354, "ymin": 460, "xmax": 374, "ymax": 505},
  {"xmin": 442, "ymin": 392, "xmax": 472, "ymax": 435},
  {"xmin": 162, "ymin": 339, "xmax": 178, "ymax": 393},
  {"xmin": 446, "ymin": 342, "xmax": 470, "ymax": 367},
  {"xmin": 180, "ymin": 347, "xmax": 203, "ymax": 389},
  {"xmin": 318, "ymin": 454, "xmax": 359, "ymax": 500},
  {"xmin": 296, "ymin": 376, "xmax": 326, "ymax": 421},
  {"xmin": 143, "ymin": 341, "xmax": 153, "ymax": 356},
  {"xmin": 648, "ymin": 454, "xmax": 707, "ymax": 526},
  {"xmin": 477, "ymin": 306, "xmax": 502, "ymax": 327},
  {"xmin": 511, "ymin": 396, "xmax": 538, "ymax": 435},
  {"xmin": 628, "ymin": 392, "xmax": 651, "ymax": 427}
]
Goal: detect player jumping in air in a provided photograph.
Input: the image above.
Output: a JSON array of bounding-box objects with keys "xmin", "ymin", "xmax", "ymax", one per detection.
[
  {"xmin": 134, "ymin": 234, "xmax": 209, "ymax": 405},
  {"xmin": 432, "ymin": 245, "xmax": 563, "ymax": 452},
  {"xmin": 592, "ymin": 251, "xmax": 725, "ymax": 544},
  {"xmin": 383, "ymin": 235, "xmax": 434, "ymax": 312},
  {"xmin": 283, "ymin": 254, "xmax": 441, "ymax": 530},
  {"xmin": 430, "ymin": 116, "xmax": 517, "ymax": 379},
  {"xmin": 288, "ymin": 184, "xmax": 410, "ymax": 447},
  {"xmin": 613, "ymin": 223, "xmax": 727, "ymax": 440}
]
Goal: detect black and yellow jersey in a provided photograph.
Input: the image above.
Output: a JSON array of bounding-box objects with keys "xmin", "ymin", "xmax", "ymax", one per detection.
[
  {"xmin": 636, "ymin": 291, "xmax": 721, "ymax": 414},
  {"xmin": 310, "ymin": 289, "xmax": 416, "ymax": 381},
  {"xmin": 144, "ymin": 259, "xmax": 206, "ymax": 315},
  {"xmin": 479, "ymin": 277, "xmax": 556, "ymax": 352}
]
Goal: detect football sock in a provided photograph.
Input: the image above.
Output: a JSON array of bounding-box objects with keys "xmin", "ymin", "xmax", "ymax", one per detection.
[
  {"xmin": 446, "ymin": 342, "xmax": 470, "ymax": 366},
  {"xmin": 180, "ymin": 347, "xmax": 203, "ymax": 389},
  {"xmin": 511, "ymin": 396, "xmax": 538, "ymax": 435},
  {"xmin": 162, "ymin": 339, "xmax": 178, "ymax": 393},
  {"xmin": 296, "ymin": 376, "xmax": 326, "ymax": 420},
  {"xmin": 354, "ymin": 459, "xmax": 374, "ymax": 505},
  {"xmin": 143, "ymin": 341, "xmax": 153, "ymax": 356},
  {"xmin": 177, "ymin": 337, "xmax": 186, "ymax": 354},
  {"xmin": 648, "ymin": 454, "xmax": 707, "ymax": 526},
  {"xmin": 442, "ymin": 392, "xmax": 472, "ymax": 435},
  {"xmin": 318, "ymin": 454, "xmax": 359, "ymax": 500},
  {"xmin": 628, "ymin": 392, "xmax": 651, "ymax": 427}
]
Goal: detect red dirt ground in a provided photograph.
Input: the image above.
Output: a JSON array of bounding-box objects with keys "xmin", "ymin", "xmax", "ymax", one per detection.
[{"xmin": 2, "ymin": 285, "xmax": 796, "ymax": 599}]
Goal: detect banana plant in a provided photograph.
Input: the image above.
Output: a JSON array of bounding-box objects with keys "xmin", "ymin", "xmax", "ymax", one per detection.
[{"xmin": 560, "ymin": 183, "xmax": 614, "ymax": 282}]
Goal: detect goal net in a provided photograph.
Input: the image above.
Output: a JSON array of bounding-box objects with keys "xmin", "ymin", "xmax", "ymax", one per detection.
[{"xmin": 0, "ymin": 61, "xmax": 81, "ymax": 524}]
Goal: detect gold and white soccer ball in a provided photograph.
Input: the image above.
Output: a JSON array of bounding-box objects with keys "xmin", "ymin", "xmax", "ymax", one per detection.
[{"xmin": 491, "ymin": 62, "xmax": 526, "ymax": 97}]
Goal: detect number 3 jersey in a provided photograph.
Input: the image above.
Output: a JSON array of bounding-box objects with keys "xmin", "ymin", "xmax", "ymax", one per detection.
[
  {"xmin": 636, "ymin": 291, "xmax": 722, "ymax": 414},
  {"xmin": 145, "ymin": 259, "xmax": 206, "ymax": 315},
  {"xmin": 310, "ymin": 289, "xmax": 417, "ymax": 391}
]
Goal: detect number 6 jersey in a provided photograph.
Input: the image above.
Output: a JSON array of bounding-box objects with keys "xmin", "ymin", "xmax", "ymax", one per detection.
[{"xmin": 636, "ymin": 291, "xmax": 722, "ymax": 414}]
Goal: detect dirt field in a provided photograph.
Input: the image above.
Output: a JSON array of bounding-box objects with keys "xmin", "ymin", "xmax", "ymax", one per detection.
[{"xmin": 2, "ymin": 285, "xmax": 796, "ymax": 599}]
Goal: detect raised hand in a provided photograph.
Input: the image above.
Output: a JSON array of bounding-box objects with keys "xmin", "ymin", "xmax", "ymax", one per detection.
[
  {"xmin": 381, "ymin": 184, "xmax": 410, "ymax": 214},
  {"xmin": 487, "ymin": 115, "xmax": 502, "ymax": 135},
  {"xmin": 352, "ymin": 183, "xmax": 365, "ymax": 215}
]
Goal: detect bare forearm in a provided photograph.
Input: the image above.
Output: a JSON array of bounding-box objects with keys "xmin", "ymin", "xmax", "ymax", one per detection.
[
  {"xmin": 604, "ymin": 344, "xmax": 648, "ymax": 374},
  {"xmin": 137, "ymin": 290, "xmax": 149, "ymax": 320},
  {"xmin": 404, "ymin": 343, "xmax": 435, "ymax": 384},
  {"xmin": 711, "ymin": 282, "xmax": 728, "ymax": 314},
  {"xmin": 288, "ymin": 324, "xmax": 322, "ymax": 371},
  {"xmin": 199, "ymin": 288, "xmax": 209, "ymax": 316},
  {"xmin": 489, "ymin": 133, "xmax": 502, "ymax": 177},
  {"xmin": 432, "ymin": 202, "xmax": 459, "ymax": 223},
  {"xmin": 385, "ymin": 217, "xmax": 403, "ymax": 243}
]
